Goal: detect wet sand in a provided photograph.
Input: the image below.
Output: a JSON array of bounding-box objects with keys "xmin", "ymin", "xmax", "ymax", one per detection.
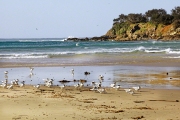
[{"xmin": 0, "ymin": 56, "xmax": 180, "ymax": 119}]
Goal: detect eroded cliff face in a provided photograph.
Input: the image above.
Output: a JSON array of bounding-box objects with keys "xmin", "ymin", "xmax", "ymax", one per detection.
[{"xmin": 106, "ymin": 22, "xmax": 180, "ymax": 41}]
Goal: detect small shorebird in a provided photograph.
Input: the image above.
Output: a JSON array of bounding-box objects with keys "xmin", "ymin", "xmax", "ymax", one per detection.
[
  {"xmin": 127, "ymin": 91, "xmax": 134, "ymax": 95},
  {"xmin": 74, "ymin": 83, "xmax": 80, "ymax": 89},
  {"xmin": 132, "ymin": 86, "xmax": 141, "ymax": 91},
  {"xmin": 110, "ymin": 82, "xmax": 116, "ymax": 88},
  {"xmin": 99, "ymin": 75, "xmax": 104, "ymax": 80},
  {"xmin": 71, "ymin": 69, "xmax": 74, "ymax": 79},
  {"xmin": 113, "ymin": 85, "xmax": 121, "ymax": 90},
  {"xmin": 30, "ymin": 67, "xmax": 34, "ymax": 73},
  {"xmin": 19, "ymin": 81, "xmax": 25, "ymax": 87},
  {"xmin": 59, "ymin": 84, "xmax": 65, "ymax": 90},
  {"xmin": 34, "ymin": 84, "xmax": 40, "ymax": 89},
  {"xmin": 7, "ymin": 84, "xmax": 13, "ymax": 89},
  {"xmin": 124, "ymin": 88, "xmax": 132, "ymax": 93},
  {"xmin": 4, "ymin": 71, "xmax": 8, "ymax": 75},
  {"xmin": 97, "ymin": 88, "xmax": 107, "ymax": 94}
]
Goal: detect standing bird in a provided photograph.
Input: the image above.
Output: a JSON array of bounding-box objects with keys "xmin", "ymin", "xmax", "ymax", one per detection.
[
  {"xmin": 7, "ymin": 84, "xmax": 13, "ymax": 89},
  {"xmin": 30, "ymin": 67, "xmax": 34, "ymax": 73},
  {"xmin": 19, "ymin": 81, "xmax": 25, "ymax": 87},
  {"xmin": 97, "ymin": 88, "xmax": 107, "ymax": 94},
  {"xmin": 132, "ymin": 86, "xmax": 141, "ymax": 91},
  {"xmin": 99, "ymin": 75, "xmax": 104, "ymax": 81},
  {"xmin": 4, "ymin": 71, "xmax": 8, "ymax": 75},
  {"xmin": 59, "ymin": 84, "xmax": 66, "ymax": 90},
  {"xmin": 34, "ymin": 84, "xmax": 40, "ymax": 89},
  {"xmin": 110, "ymin": 82, "xmax": 116, "ymax": 88},
  {"xmin": 71, "ymin": 69, "xmax": 74, "ymax": 79},
  {"xmin": 113, "ymin": 85, "xmax": 121, "ymax": 91},
  {"xmin": 124, "ymin": 88, "xmax": 132, "ymax": 93}
]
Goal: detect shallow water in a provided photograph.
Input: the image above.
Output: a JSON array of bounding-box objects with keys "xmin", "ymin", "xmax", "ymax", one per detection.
[{"xmin": 1, "ymin": 65, "xmax": 180, "ymax": 89}]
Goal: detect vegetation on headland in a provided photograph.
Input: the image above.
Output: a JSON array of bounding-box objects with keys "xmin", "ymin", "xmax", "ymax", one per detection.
[
  {"xmin": 106, "ymin": 6, "xmax": 180, "ymax": 41},
  {"xmin": 67, "ymin": 6, "xmax": 180, "ymax": 41}
]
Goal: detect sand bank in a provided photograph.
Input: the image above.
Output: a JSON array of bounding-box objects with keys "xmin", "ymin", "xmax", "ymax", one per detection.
[{"xmin": 0, "ymin": 85, "xmax": 180, "ymax": 120}]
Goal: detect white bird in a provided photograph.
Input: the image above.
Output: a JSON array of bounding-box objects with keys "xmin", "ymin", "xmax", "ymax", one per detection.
[
  {"xmin": 4, "ymin": 71, "xmax": 8, "ymax": 74},
  {"xmin": 124, "ymin": 88, "xmax": 132, "ymax": 93},
  {"xmin": 7, "ymin": 85, "xmax": 13, "ymax": 89},
  {"xmin": 127, "ymin": 91, "xmax": 134, "ymax": 95},
  {"xmin": 113, "ymin": 85, "xmax": 121, "ymax": 90},
  {"xmin": 71, "ymin": 69, "xmax": 74, "ymax": 75},
  {"xmin": 97, "ymin": 88, "xmax": 107, "ymax": 94},
  {"xmin": 132, "ymin": 86, "xmax": 141, "ymax": 91},
  {"xmin": 74, "ymin": 83, "xmax": 80, "ymax": 89},
  {"xmin": 90, "ymin": 86, "xmax": 98, "ymax": 91},
  {"xmin": 30, "ymin": 67, "xmax": 34, "ymax": 73},
  {"xmin": 71, "ymin": 69, "xmax": 74, "ymax": 79},
  {"xmin": 110, "ymin": 82, "xmax": 116, "ymax": 88},
  {"xmin": 79, "ymin": 83, "xmax": 84, "ymax": 88},
  {"xmin": 34, "ymin": 84, "xmax": 40, "ymax": 89},
  {"xmin": 76, "ymin": 43, "xmax": 79, "ymax": 46},
  {"xmin": 43, "ymin": 78, "xmax": 54, "ymax": 87},
  {"xmin": 19, "ymin": 81, "xmax": 25, "ymax": 87},
  {"xmin": 0, "ymin": 83, "xmax": 7, "ymax": 88},
  {"xmin": 99, "ymin": 75, "xmax": 104, "ymax": 80},
  {"xmin": 59, "ymin": 84, "xmax": 65, "ymax": 90},
  {"xmin": 91, "ymin": 81, "xmax": 101, "ymax": 89},
  {"xmin": 14, "ymin": 79, "xmax": 19, "ymax": 85}
]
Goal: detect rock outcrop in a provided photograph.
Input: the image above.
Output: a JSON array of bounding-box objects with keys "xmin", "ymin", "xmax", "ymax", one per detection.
[{"xmin": 105, "ymin": 22, "xmax": 180, "ymax": 41}]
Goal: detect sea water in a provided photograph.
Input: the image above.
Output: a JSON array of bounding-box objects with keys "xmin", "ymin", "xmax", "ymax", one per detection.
[{"xmin": 0, "ymin": 38, "xmax": 180, "ymax": 60}]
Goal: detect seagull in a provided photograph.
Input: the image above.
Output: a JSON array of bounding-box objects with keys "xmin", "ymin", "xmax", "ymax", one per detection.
[
  {"xmin": 59, "ymin": 84, "xmax": 65, "ymax": 90},
  {"xmin": 97, "ymin": 88, "xmax": 107, "ymax": 94},
  {"xmin": 0, "ymin": 83, "xmax": 7, "ymax": 88},
  {"xmin": 90, "ymin": 86, "xmax": 98, "ymax": 91},
  {"xmin": 124, "ymin": 88, "xmax": 132, "ymax": 93},
  {"xmin": 110, "ymin": 82, "xmax": 116, "ymax": 88},
  {"xmin": 4, "ymin": 71, "xmax": 8, "ymax": 74},
  {"xmin": 7, "ymin": 84, "xmax": 13, "ymax": 89},
  {"xmin": 79, "ymin": 83, "xmax": 84, "ymax": 88},
  {"xmin": 74, "ymin": 83, "xmax": 80, "ymax": 89},
  {"xmin": 19, "ymin": 81, "xmax": 25, "ymax": 87},
  {"xmin": 71, "ymin": 69, "xmax": 74, "ymax": 75},
  {"xmin": 132, "ymin": 86, "xmax": 141, "ymax": 91},
  {"xmin": 127, "ymin": 91, "xmax": 134, "ymax": 95},
  {"xmin": 30, "ymin": 67, "xmax": 34, "ymax": 73},
  {"xmin": 113, "ymin": 85, "xmax": 121, "ymax": 90},
  {"xmin": 99, "ymin": 75, "xmax": 104, "ymax": 80},
  {"xmin": 34, "ymin": 84, "xmax": 40, "ymax": 89},
  {"xmin": 71, "ymin": 69, "xmax": 74, "ymax": 79}
]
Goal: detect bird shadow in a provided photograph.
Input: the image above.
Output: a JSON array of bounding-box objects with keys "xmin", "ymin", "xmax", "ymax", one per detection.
[{"xmin": 139, "ymin": 90, "xmax": 149, "ymax": 92}]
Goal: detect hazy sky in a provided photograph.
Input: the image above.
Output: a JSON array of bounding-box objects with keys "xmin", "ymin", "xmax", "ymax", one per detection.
[{"xmin": 0, "ymin": 0, "xmax": 179, "ymax": 38}]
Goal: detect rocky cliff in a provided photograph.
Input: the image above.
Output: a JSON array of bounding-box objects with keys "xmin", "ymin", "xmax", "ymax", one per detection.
[{"xmin": 105, "ymin": 21, "xmax": 180, "ymax": 41}]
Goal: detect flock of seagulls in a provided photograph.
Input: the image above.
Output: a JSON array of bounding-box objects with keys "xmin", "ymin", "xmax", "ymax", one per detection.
[
  {"xmin": 0, "ymin": 67, "xmax": 142, "ymax": 96},
  {"xmin": 0, "ymin": 68, "xmax": 34, "ymax": 90},
  {"xmin": 109, "ymin": 82, "xmax": 141, "ymax": 95}
]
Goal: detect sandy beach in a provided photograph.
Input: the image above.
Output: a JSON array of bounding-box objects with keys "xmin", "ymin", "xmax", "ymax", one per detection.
[
  {"xmin": 0, "ymin": 85, "xmax": 180, "ymax": 120},
  {"xmin": 0, "ymin": 59, "xmax": 180, "ymax": 120}
]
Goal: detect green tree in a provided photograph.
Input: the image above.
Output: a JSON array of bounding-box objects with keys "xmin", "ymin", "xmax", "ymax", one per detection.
[
  {"xmin": 171, "ymin": 6, "xmax": 180, "ymax": 21},
  {"xmin": 145, "ymin": 9, "xmax": 167, "ymax": 24}
]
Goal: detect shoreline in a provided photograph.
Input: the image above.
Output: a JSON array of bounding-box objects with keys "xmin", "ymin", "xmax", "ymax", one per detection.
[{"xmin": 1, "ymin": 56, "xmax": 180, "ymax": 68}]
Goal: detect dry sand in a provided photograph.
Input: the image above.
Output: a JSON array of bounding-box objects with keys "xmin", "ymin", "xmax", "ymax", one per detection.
[{"xmin": 0, "ymin": 85, "xmax": 180, "ymax": 120}]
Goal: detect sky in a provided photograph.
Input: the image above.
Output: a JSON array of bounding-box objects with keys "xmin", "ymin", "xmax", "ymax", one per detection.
[{"xmin": 0, "ymin": 0, "xmax": 180, "ymax": 38}]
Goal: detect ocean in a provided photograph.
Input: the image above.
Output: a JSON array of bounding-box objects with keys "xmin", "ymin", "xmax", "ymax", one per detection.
[
  {"xmin": 0, "ymin": 38, "xmax": 180, "ymax": 61},
  {"xmin": 0, "ymin": 38, "xmax": 180, "ymax": 89}
]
